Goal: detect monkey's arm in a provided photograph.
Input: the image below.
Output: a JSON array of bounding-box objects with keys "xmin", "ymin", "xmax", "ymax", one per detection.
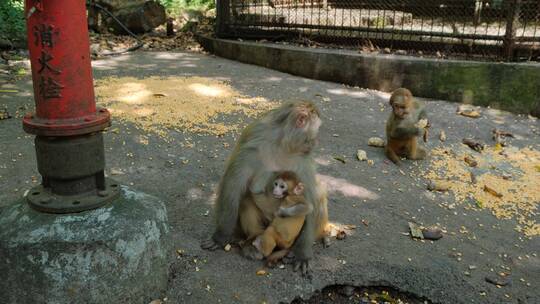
[
  {"xmin": 415, "ymin": 101, "xmax": 427, "ymax": 121},
  {"xmin": 390, "ymin": 126, "xmax": 420, "ymax": 138},
  {"xmin": 202, "ymin": 152, "xmax": 254, "ymax": 250},
  {"xmin": 290, "ymin": 161, "xmax": 318, "ymax": 277},
  {"xmin": 276, "ymin": 202, "xmax": 313, "ymax": 217}
]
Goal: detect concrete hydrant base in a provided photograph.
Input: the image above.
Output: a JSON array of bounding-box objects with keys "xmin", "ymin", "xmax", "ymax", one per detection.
[{"xmin": 0, "ymin": 186, "xmax": 171, "ymax": 304}]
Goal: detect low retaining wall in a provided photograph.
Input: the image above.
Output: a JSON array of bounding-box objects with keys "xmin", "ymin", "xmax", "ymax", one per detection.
[{"xmin": 198, "ymin": 36, "xmax": 540, "ymax": 116}]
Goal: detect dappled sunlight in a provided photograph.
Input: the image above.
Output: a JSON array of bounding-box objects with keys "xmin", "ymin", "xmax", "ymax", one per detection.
[
  {"xmin": 187, "ymin": 187, "xmax": 206, "ymax": 201},
  {"xmin": 95, "ymin": 76, "xmax": 277, "ymax": 139},
  {"xmin": 264, "ymin": 76, "xmax": 283, "ymax": 82},
  {"xmin": 189, "ymin": 83, "xmax": 230, "ymax": 97},
  {"xmin": 153, "ymin": 53, "xmax": 192, "ymax": 60},
  {"xmin": 314, "ymin": 156, "xmax": 332, "ymax": 166},
  {"xmin": 178, "ymin": 61, "xmax": 198, "ymax": 67},
  {"xmin": 92, "ymin": 59, "xmax": 119, "ymax": 70},
  {"xmin": 114, "ymin": 82, "xmax": 153, "ymax": 104},
  {"xmin": 318, "ymin": 174, "xmax": 379, "ymax": 200},
  {"xmin": 133, "ymin": 107, "xmax": 154, "ymax": 117},
  {"xmin": 326, "ymin": 88, "xmax": 369, "ymax": 99}
]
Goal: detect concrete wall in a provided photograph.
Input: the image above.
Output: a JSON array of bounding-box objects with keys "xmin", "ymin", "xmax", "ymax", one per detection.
[{"xmin": 198, "ymin": 36, "xmax": 540, "ymax": 116}]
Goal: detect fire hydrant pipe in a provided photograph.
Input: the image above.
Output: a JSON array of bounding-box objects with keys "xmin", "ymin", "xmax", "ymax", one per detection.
[{"xmin": 23, "ymin": 0, "xmax": 110, "ymax": 136}]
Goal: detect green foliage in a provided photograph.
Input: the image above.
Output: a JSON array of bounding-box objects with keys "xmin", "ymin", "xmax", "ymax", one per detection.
[
  {"xmin": 159, "ymin": 0, "xmax": 214, "ymax": 16},
  {"xmin": 0, "ymin": 0, "xmax": 26, "ymax": 43}
]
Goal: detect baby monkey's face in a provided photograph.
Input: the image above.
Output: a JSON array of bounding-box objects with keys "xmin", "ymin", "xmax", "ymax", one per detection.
[{"xmin": 272, "ymin": 178, "xmax": 288, "ymax": 199}]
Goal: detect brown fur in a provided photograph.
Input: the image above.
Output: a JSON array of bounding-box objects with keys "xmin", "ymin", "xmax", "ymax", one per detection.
[{"xmin": 385, "ymin": 88, "xmax": 428, "ymax": 165}]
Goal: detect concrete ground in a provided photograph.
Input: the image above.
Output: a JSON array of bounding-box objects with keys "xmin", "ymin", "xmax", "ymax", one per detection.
[{"xmin": 0, "ymin": 51, "xmax": 539, "ymax": 304}]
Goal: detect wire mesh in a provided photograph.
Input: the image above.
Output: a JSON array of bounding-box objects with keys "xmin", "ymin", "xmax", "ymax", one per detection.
[{"xmin": 216, "ymin": 0, "xmax": 540, "ymax": 61}]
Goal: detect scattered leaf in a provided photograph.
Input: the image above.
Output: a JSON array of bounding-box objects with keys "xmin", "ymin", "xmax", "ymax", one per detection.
[
  {"xmin": 408, "ymin": 222, "xmax": 424, "ymax": 239},
  {"xmin": 368, "ymin": 137, "xmax": 385, "ymax": 147},
  {"xmin": 464, "ymin": 155, "xmax": 478, "ymax": 167},
  {"xmin": 0, "ymin": 89, "xmax": 18, "ymax": 93},
  {"xmin": 459, "ymin": 110, "xmax": 481, "ymax": 118},
  {"xmin": 427, "ymin": 180, "xmax": 450, "ymax": 191},
  {"xmin": 462, "ymin": 138, "xmax": 484, "ymax": 153},
  {"xmin": 484, "ymin": 185, "xmax": 503, "ymax": 198},
  {"xmin": 439, "ymin": 130, "xmax": 447, "ymax": 142},
  {"xmin": 333, "ymin": 156, "xmax": 346, "ymax": 163},
  {"xmin": 356, "ymin": 149, "xmax": 367, "ymax": 161},
  {"xmin": 256, "ymin": 269, "xmax": 267, "ymax": 276},
  {"xmin": 343, "ymin": 224, "xmax": 357, "ymax": 230},
  {"xmin": 336, "ymin": 230, "xmax": 347, "ymax": 240}
]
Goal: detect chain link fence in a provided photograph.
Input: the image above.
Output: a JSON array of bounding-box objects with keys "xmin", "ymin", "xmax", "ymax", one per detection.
[{"xmin": 215, "ymin": 0, "xmax": 540, "ymax": 61}]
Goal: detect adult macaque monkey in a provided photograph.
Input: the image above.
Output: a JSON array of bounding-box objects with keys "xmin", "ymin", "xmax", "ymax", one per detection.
[
  {"xmin": 201, "ymin": 101, "xmax": 328, "ymax": 277},
  {"xmin": 385, "ymin": 88, "xmax": 429, "ymax": 165}
]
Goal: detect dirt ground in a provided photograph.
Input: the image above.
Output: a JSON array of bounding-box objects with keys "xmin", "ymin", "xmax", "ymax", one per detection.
[{"xmin": 0, "ymin": 50, "xmax": 539, "ymax": 304}]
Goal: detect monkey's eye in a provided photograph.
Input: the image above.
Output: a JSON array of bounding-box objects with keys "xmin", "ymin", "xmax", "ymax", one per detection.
[
  {"xmin": 274, "ymin": 182, "xmax": 278, "ymax": 186},
  {"xmin": 280, "ymin": 184, "xmax": 285, "ymax": 189}
]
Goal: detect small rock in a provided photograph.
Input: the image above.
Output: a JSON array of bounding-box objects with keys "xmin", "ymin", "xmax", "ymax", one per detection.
[
  {"xmin": 395, "ymin": 49, "xmax": 407, "ymax": 55},
  {"xmin": 256, "ymin": 269, "xmax": 267, "ymax": 276},
  {"xmin": 224, "ymin": 244, "xmax": 231, "ymax": 252},
  {"xmin": 485, "ymin": 275, "xmax": 511, "ymax": 286},
  {"xmin": 422, "ymin": 226, "xmax": 443, "ymax": 240},
  {"xmin": 469, "ymin": 265, "xmax": 477, "ymax": 270},
  {"xmin": 368, "ymin": 137, "xmax": 385, "ymax": 147},
  {"xmin": 0, "ymin": 108, "xmax": 12, "ymax": 120},
  {"xmin": 149, "ymin": 300, "xmax": 162, "ymax": 304},
  {"xmin": 90, "ymin": 43, "xmax": 101, "ymax": 55},
  {"xmin": 356, "ymin": 149, "xmax": 367, "ymax": 161},
  {"xmin": 110, "ymin": 168, "xmax": 124, "ymax": 175},
  {"xmin": 439, "ymin": 130, "xmax": 446, "ymax": 142},
  {"xmin": 367, "ymin": 159, "xmax": 374, "ymax": 166},
  {"xmin": 383, "ymin": 47, "xmax": 391, "ymax": 54},
  {"xmin": 338, "ymin": 285, "xmax": 356, "ymax": 297}
]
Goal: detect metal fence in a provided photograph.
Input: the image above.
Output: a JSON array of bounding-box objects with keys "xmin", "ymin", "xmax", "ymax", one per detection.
[{"xmin": 215, "ymin": 0, "xmax": 540, "ymax": 61}]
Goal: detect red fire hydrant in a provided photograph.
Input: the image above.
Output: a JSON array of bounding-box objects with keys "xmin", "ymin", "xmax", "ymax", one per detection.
[{"xmin": 23, "ymin": 0, "xmax": 119, "ymax": 213}]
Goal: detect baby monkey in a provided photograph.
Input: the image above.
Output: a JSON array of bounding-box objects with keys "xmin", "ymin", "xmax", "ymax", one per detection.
[
  {"xmin": 385, "ymin": 88, "xmax": 429, "ymax": 165},
  {"xmin": 252, "ymin": 171, "xmax": 313, "ymax": 265}
]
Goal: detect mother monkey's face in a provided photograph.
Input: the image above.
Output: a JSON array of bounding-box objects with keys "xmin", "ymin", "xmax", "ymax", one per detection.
[{"xmin": 281, "ymin": 101, "xmax": 322, "ymax": 155}]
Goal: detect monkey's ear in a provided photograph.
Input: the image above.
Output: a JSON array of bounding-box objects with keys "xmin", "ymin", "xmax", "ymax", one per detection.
[
  {"xmin": 293, "ymin": 183, "xmax": 305, "ymax": 195},
  {"xmin": 296, "ymin": 112, "xmax": 308, "ymax": 128}
]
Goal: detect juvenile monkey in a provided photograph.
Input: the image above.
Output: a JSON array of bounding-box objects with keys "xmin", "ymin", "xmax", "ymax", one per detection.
[
  {"xmin": 385, "ymin": 88, "xmax": 428, "ymax": 165},
  {"xmin": 201, "ymin": 101, "xmax": 329, "ymax": 277},
  {"xmin": 252, "ymin": 172, "xmax": 312, "ymax": 263}
]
